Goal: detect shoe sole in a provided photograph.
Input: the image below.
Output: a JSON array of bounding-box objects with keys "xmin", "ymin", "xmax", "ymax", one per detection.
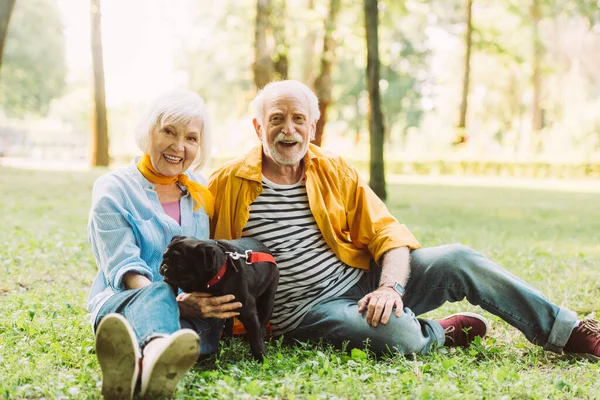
[
  {"xmin": 440, "ymin": 312, "xmax": 491, "ymax": 338},
  {"xmin": 95, "ymin": 314, "xmax": 140, "ymax": 400},
  {"xmin": 141, "ymin": 329, "xmax": 200, "ymax": 398}
]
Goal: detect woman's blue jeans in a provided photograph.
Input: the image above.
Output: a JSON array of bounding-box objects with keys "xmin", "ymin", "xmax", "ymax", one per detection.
[
  {"xmin": 284, "ymin": 244, "xmax": 578, "ymax": 355},
  {"xmin": 93, "ymin": 281, "xmax": 224, "ymax": 355},
  {"xmin": 95, "ymin": 244, "xmax": 578, "ymax": 356}
]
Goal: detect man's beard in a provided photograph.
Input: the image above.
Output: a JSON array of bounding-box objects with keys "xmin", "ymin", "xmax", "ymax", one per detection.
[{"xmin": 262, "ymin": 130, "xmax": 309, "ymax": 166}]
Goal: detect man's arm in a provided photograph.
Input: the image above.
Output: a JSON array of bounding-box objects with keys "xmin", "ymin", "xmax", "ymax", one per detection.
[
  {"xmin": 379, "ymin": 246, "xmax": 410, "ymax": 288},
  {"xmin": 357, "ymin": 246, "xmax": 410, "ymax": 327}
]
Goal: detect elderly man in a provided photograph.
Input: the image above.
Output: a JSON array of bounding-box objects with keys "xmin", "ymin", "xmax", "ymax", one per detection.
[{"xmin": 207, "ymin": 80, "xmax": 599, "ymax": 358}]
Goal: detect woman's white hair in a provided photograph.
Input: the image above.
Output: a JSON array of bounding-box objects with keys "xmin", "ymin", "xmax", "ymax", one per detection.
[
  {"xmin": 135, "ymin": 89, "xmax": 211, "ymax": 171},
  {"xmin": 252, "ymin": 80, "xmax": 320, "ymax": 125}
]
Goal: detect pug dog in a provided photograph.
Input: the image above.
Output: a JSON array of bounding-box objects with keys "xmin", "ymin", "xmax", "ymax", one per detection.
[{"xmin": 159, "ymin": 236, "xmax": 279, "ymax": 360}]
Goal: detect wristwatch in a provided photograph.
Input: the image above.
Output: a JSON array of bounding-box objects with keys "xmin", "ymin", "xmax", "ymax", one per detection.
[{"xmin": 379, "ymin": 282, "xmax": 406, "ymax": 297}]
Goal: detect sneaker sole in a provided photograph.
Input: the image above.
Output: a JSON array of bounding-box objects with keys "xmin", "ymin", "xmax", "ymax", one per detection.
[
  {"xmin": 141, "ymin": 329, "xmax": 200, "ymax": 398},
  {"xmin": 95, "ymin": 314, "xmax": 140, "ymax": 400},
  {"xmin": 440, "ymin": 312, "xmax": 491, "ymax": 338}
]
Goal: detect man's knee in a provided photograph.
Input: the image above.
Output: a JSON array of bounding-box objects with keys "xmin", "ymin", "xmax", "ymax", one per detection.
[
  {"xmin": 427, "ymin": 243, "xmax": 483, "ymax": 274},
  {"xmin": 441, "ymin": 243, "xmax": 477, "ymax": 263},
  {"xmin": 345, "ymin": 313, "xmax": 429, "ymax": 355}
]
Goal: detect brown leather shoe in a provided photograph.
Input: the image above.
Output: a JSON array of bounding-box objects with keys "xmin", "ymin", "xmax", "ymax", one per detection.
[
  {"xmin": 437, "ymin": 312, "xmax": 490, "ymax": 347},
  {"xmin": 564, "ymin": 318, "xmax": 600, "ymax": 361}
]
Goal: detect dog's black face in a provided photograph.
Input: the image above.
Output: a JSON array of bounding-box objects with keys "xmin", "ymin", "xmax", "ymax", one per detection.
[{"xmin": 160, "ymin": 236, "xmax": 227, "ymax": 294}]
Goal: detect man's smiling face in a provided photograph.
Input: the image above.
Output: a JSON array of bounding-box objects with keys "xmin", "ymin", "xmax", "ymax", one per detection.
[{"xmin": 256, "ymin": 90, "xmax": 315, "ymax": 167}]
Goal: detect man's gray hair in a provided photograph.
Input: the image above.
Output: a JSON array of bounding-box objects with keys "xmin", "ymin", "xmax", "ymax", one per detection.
[
  {"xmin": 135, "ymin": 89, "xmax": 211, "ymax": 170},
  {"xmin": 252, "ymin": 80, "xmax": 320, "ymax": 125}
]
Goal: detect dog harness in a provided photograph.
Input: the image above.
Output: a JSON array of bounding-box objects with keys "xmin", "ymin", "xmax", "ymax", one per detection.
[{"xmin": 205, "ymin": 250, "xmax": 277, "ymax": 289}]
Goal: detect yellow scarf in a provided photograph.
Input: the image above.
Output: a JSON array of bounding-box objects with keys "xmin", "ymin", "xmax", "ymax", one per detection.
[{"xmin": 136, "ymin": 154, "xmax": 214, "ymax": 218}]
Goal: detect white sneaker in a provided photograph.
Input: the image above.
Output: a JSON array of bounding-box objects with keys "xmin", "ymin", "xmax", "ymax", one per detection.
[
  {"xmin": 140, "ymin": 329, "xmax": 200, "ymax": 398},
  {"xmin": 95, "ymin": 314, "xmax": 140, "ymax": 400}
]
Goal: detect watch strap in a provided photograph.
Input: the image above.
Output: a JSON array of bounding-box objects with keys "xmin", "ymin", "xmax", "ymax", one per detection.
[{"xmin": 379, "ymin": 281, "xmax": 405, "ymax": 297}]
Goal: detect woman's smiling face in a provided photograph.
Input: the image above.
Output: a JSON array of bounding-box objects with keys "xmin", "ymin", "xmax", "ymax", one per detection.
[{"xmin": 148, "ymin": 118, "xmax": 202, "ymax": 176}]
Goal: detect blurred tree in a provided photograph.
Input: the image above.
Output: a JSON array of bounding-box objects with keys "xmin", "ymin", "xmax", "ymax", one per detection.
[
  {"xmin": 504, "ymin": 0, "xmax": 600, "ymax": 153},
  {"xmin": 0, "ymin": 0, "xmax": 66, "ymax": 117},
  {"xmin": 0, "ymin": 0, "xmax": 16, "ymax": 75},
  {"xmin": 379, "ymin": 1, "xmax": 427, "ymax": 148},
  {"xmin": 531, "ymin": 0, "xmax": 543, "ymax": 141},
  {"xmin": 328, "ymin": 1, "xmax": 427, "ymax": 149},
  {"xmin": 90, "ymin": 0, "xmax": 109, "ymax": 166},
  {"xmin": 313, "ymin": 0, "xmax": 341, "ymax": 146},
  {"xmin": 364, "ymin": 0, "xmax": 386, "ymax": 200},
  {"xmin": 253, "ymin": 0, "xmax": 288, "ymax": 90},
  {"xmin": 271, "ymin": 0, "xmax": 288, "ymax": 79},
  {"xmin": 253, "ymin": 0, "xmax": 274, "ymax": 89},
  {"xmin": 300, "ymin": 0, "xmax": 318, "ymax": 84},
  {"xmin": 455, "ymin": 0, "xmax": 473, "ymax": 145}
]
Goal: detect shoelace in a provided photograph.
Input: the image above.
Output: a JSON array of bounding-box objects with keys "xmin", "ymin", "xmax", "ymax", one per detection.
[
  {"xmin": 444, "ymin": 326, "xmax": 456, "ymax": 345},
  {"xmin": 444, "ymin": 326, "xmax": 456, "ymax": 334},
  {"xmin": 578, "ymin": 319, "xmax": 600, "ymax": 338}
]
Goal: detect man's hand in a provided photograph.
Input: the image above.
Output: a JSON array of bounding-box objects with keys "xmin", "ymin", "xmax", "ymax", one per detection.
[
  {"xmin": 177, "ymin": 292, "xmax": 243, "ymax": 319},
  {"xmin": 357, "ymin": 287, "xmax": 404, "ymax": 327}
]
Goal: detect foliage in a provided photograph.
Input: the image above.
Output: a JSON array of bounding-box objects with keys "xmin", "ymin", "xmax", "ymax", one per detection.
[
  {"xmin": 1, "ymin": 166, "xmax": 600, "ymax": 398},
  {"xmin": 0, "ymin": 0, "xmax": 67, "ymax": 118}
]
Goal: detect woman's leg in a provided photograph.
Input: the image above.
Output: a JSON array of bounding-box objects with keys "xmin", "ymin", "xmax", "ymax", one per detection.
[
  {"xmin": 94, "ymin": 282, "xmax": 199, "ymax": 399},
  {"xmin": 94, "ymin": 281, "xmax": 180, "ymax": 348}
]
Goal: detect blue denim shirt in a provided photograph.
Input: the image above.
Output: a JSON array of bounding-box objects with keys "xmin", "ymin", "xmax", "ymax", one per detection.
[{"xmin": 87, "ymin": 160, "xmax": 210, "ymax": 325}]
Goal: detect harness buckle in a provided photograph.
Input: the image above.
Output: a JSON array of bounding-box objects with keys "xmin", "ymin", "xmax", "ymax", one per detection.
[{"xmin": 244, "ymin": 250, "xmax": 253, "ymax": 264}]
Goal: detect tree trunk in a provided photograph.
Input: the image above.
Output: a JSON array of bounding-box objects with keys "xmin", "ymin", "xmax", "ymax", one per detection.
[
  {"xmin": 253, "ymin": 0, "xmax": 274, "ymax": 89},
  {"xmin": 90, "ymin": 0, "xmax": 109, "ymax": 166},
  {"xmin": 272, "ymin": 0, "xmax": 288, "ymax": 80},
  {"xmin": 313, "ymin": 0, "xmax": 341, "ymax": 147},
  {"xmin": 0, "ymin": 0, "xmax": 16, "ymax": 74},
  {"xmin": 301, "ymin": 0, "xmax": 317, "ymax": 84},
  {"xmin": 364, "ymin": 0, "xmax": 386, "ymax": 200},
  {"xmin": 531, "ymin": 0, "xmax": 543, "ymax": 149},
  {"xmin": 455, "ymin": 0, "xmax": 473, "ymax": 145}
]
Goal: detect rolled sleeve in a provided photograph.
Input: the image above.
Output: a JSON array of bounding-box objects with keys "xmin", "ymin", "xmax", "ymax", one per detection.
[
  {"xmin": 347, "ymin": 172, "xmax": 421, "ymax": 264},
  {"xmin": 89, "ymin": 210, "xmax": 154, "ymax": 291}
]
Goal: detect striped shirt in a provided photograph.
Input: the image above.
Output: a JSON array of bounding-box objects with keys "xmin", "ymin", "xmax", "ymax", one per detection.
[{"xmin": 242, "ymin": 175, "xmax": 364, "ymax": 335}]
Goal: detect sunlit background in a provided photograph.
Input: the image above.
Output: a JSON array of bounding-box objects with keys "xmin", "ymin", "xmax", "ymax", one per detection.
[{"xmin": 1, "ymin": 0, "xmax": 600, "ymax": 179}]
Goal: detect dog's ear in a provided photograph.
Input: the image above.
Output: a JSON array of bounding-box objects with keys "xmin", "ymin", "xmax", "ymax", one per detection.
[
  {"xmin": 192, "ymin": 242, "xmax": 226, "ymax": 273},
  {"xmin": 170, "ymin": 235, "xmax": 186, "ymax": 244}
]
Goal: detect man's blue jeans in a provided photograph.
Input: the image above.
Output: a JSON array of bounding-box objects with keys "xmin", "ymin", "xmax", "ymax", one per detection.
[
  {"xmin": 93, "ymin": 281, "xmax": 224, "ymax": 355},
  {"xmin": 284, "ymin": 244, "xmax": 578, "ymax": 355}
]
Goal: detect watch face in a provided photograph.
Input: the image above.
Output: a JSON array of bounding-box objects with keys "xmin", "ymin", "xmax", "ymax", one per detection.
[{"xmin": 393, "ymin": 282, "xmax": 406, "ymax": 296}]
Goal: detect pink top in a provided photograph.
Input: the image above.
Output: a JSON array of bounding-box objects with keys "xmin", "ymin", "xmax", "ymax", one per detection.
[{"xmin": 161, "ymin": 200, "xmax": 181, "ymax": 225}]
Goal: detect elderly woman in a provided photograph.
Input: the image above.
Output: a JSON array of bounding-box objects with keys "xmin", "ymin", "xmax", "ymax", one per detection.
[{"xmin": 87, "ymin": 90, "xmax": 241, "ymax": 399}]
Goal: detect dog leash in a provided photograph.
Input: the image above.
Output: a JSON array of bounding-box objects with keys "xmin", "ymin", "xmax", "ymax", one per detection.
[{"xmin": 205, "ymin": 250, "xmax": 276, "ymax": 289}]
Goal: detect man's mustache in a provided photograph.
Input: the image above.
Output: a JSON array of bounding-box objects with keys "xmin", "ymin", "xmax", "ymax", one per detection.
[{"xmin": 274, "ymin": 131, "xmax": 304, "ymax": 144}]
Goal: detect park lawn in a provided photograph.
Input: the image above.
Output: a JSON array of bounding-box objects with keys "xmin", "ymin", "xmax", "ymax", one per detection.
[{"xmin": 1, "ymin": 165, "xmax": 599, "ymax": 399}]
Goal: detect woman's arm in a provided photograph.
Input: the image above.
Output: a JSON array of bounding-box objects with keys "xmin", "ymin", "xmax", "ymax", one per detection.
[
  {"xmin": 123, "ymin": 272, "xmax": 152, "ymax": 289},
  {"xmin": 88, "ymin": 176, "xmax": 155, "ymax": 290}
]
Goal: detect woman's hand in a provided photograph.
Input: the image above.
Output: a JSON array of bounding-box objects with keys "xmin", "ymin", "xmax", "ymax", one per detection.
[{"xmin": 177, "ymin": 292, "xmax": 243, "ymax": 319}]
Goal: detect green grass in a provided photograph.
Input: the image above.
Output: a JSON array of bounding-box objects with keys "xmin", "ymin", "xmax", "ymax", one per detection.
[{"xmin": 1, "ymin": 166, "xmax": 599, "ymax": 399}]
